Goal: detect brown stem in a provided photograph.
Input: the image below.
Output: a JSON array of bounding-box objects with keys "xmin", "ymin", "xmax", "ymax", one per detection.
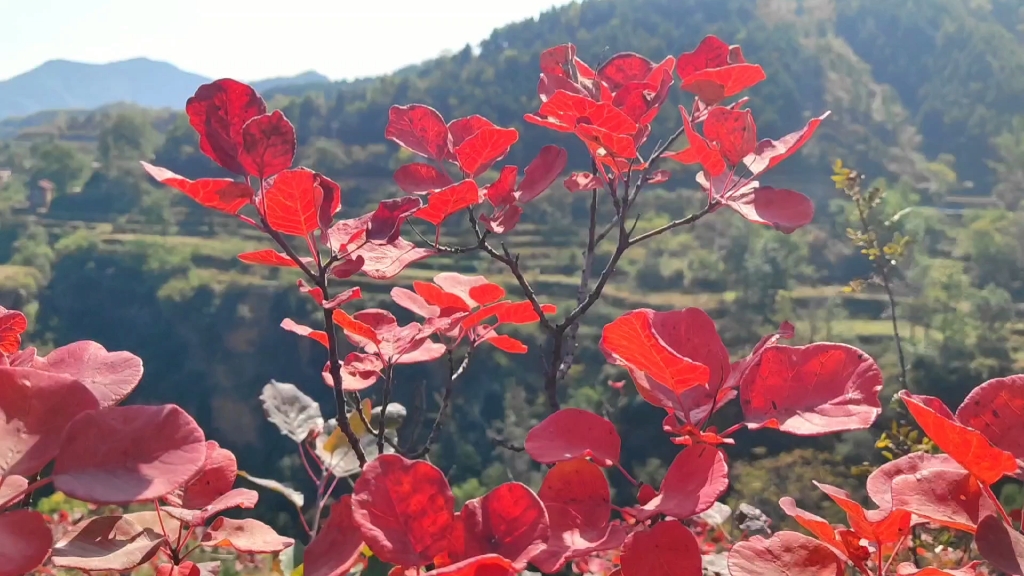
[
  {"xmin": 377, "ymin": 364, "xmax": 395, "ymax": 454},
  {"xmin": 406, "ymin": 350, "xmax": 471, "ymax": 459}
]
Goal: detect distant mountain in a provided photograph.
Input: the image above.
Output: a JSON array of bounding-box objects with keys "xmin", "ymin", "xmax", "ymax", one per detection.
[{"xmin": 0, "ymin": 58, "xmax": 329, "ymax": 120}]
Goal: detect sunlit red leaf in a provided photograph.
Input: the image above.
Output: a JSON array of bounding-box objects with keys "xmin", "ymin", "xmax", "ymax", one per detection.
[
  {"xmin": 416, "ymin": 180, "xmax": 481, "ymax": 227},
  {"xmin": 333, "ymin": 309, "xmax": 380, "ymax": 347},
  {"xmin": 0, "ymin": 308, "xmax": 26, "ymax": 355},
  {"xmin": 368, "ymin": 196, "xmax": 424, "ymax": 243},
  {"xmin": 52, "ymin": 404, "xmax": 208, "ymax": 504},
  {"xmin": 395, "ymin": 163, "xmax": 454, "ymax": 194},
  {"xmin": 479, "ymin": 333, "xmax": 528, "ymax": 354},
  {"xmin": 814, "ymin": 482, "xmax": 911, "ymax": 544},
  {"xmin": 728, "ymin": 532, "xmax": 843, "ymax": 576},
  {"xmin": 484, "ymin": 166, "xmax": 518, "ymax": 208},
  {"xmin": 352, "ymin": 454, "xmax": 455, "ymax": 566},
  {"xmin": 976, "ymin": 515, "xmax": 1024, "ymax": 576},
  {"xmin": 415, "ymin": 281, "xmax": 472, "ymax": 312},
  {"xmin": 386, "ymin": 104, "xmax": 451, "ymax": 161},
  {"xmin": 575, "ymin": 123, "xmax": 638, "ymax": 159},
  {"xmin": 494, "ymin": 301, "xmax": 556, "ymax": 324},
  {"xmin": 201, "ymin": 517, "xmax": 294, "ymax": 553},
  {"xmin": 0, "ymin": 367, "xmax": 100, "ymax": 477},
  {"xmin": 955, "ymin": 375, "xmax": 1024, "ymax": 479},
  {"xmin": 314, "ymin": 171, "xmax": 342, "ymax": 233},
  {"xmin": 866, "ymin": 452, "xmax": 962, "ymax": 511},
  {"xmin": 664, "ymin": 109, "xmax": 726, "ymax": 176},
  {"xmin": 186, "ymin": 79, "xmax": 266, "ymax": 174},
  {"xmin": 429, "ymin": 554, "xmax": 517, "ymax": 576},
  {"xmin": 262, "ymin": 168, "xmax": 324, "ymax": 236},
  {"xmin": 0, "ymin": 509, "xmax": 54, "ymax": 575},
  {"xmin": 237, "ymin": 249, "xmax": 302, "ymax": 268},
  {"xmin": 745, "ymin": 112, "xmax": 831, "ymax": 176},
  {"xmin": 30, "ymin": 341, "xmax": 143, "ymax": 409},
  {"xmin": 725, "ymin": 186, "xmax": 815, "ymax": 234},
  {"xmin": 455, "ymin": 126, "xmax": 519, "ymax": 178},
  {"xmin": 50, "ymin": 514, "xmax": 164, "ymax": 571},
  {"xmin": 899, "ymin": 390, "xmax": 1017, "ymax": 485},
  {"xmin": 525, "ymin": 408, "xmax": 621, "ymax": 466},
  {"xmin": 600, "ymin": 309, "xmax": 711, "ymax": 398},
  {"xmin": 890, "ymin": 467, "xmax": 999, "ymax": 533},
  {"xmin": 525, "ymin": 90, "xmax": 637, "ymax": 137},
  {"xmin": 740, "ymin": 343, "xmax": 883, "ymax": 436},
  {"xmin": 238, "ymin": 110, "xmax": 296, "ymax": 179},
  {"xmin": 682, "ymin": 64, "xmax": 766, "ymax": 103},
  {"xmin": 637, "ymin": 444, "xmax": 728, "ymax": 520},
  {"xmin": 778, "ymin": 497, "xmax": 867, "ymax": 568},
  {"xmin": 141, "ymin": 162, "xmax": 253, "ymax": 214},
  {"xmin": 342, "ymin": 352, "xmax": 384, "ymax": 391},
  {"xmin": 456, "ymin": 483, "xmax": 549, "ymax": 569},
  {"xmin": 519, "ymin": 145, "xmax": 569, "ymax": 203},
  {"xmin": 676, "ymin": 36, "xmax": 732, "ymax": 78},
  {"xmin": 620, "ymin": 520, "xmax": 701, "ymax": 576},
  {"xmin": 448, "ymin": 116, "xmax": 497, "ymax": 149},
  {"xmin": 330, "ymin": 258, "xmax": 366, "ymax": 281},
  {"xmin": 598, "ymin": 53, "xmax": 655, "ymax": 93},
  {"xmin": 162, "ymin": 488, "xmax": 258, "ymax": 525},
  {"xmin": 280, "ymin": 318, "xmax": 329, "ymax": 348},
  {"xmin": 704, "ymin": 107, "xmax": 756, "ymax": 166},
  {"xmin": 897, "ymin": 563, "xmax": 983, "ymax": 576},
  {"xmin": 306, "ymin": 495, "xmax": 365, "ymax": 576}
]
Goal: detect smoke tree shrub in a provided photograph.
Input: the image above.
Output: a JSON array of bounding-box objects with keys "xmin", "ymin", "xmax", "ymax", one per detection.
[{"xmin": 1, "ymin": 34, "xmax": 1020, "ymax": 576}]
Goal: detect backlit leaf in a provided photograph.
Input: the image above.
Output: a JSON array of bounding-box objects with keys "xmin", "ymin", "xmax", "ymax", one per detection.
[
  {"xmin": 368, "ymin": 196, "xmax": 424, "ymax": 244},
  {"xmin": 415, "ymin": 180, "xmax": 481, "ymax": 227},
  {"xmin": 141, "ymin": 162, "xmax": 253, "ymax": 214},
  {"xmin": 280, "ymin": 319, "xmax": 329, "ymax": 348},
  {"xmin": 305, "ymin": 495, "xmax": 364, "ymax": 576},
  {"xmin": 703, "ymin": 107, "xmax": 756, "ymax": 167},
  {"xmin": 0, "ymin": 308, "xmax": 26, "ymax": 355},
  {"xmin": 744, "ymin": 112, "xmax": 831, "ymax": 176},
  {"xmin": 725, "ymin": 186, "xmax": 815, "ymax": 234},
  {"xmin": 955, "ymin": 375, "xmax": 1024, "ymax": 479},
  {"xmin": 238, "ymin": 249, "xmax": 303, "ymax": 268},
  {"xmin": 976, "ymin": 515, "xmax": 1024, "ymax": 576},
  {"xmin": 263, "ymin": 168, "xmax": 321, "ymax": 236},
  {"xmin": 620, "ymin": 520, "xmax": 701, "ymax": 576},
  {"xmin": 201, "ymin": 517, "xmax": 294, "ymax": 554},
  {"xmin": 637, "ymin": 444, "xmax": 728, "ymax": 520},
  {"xmin": 186, "ymin": 79, "xmax": 266, "ymax": 174},
  {"xmin": 386, "ymin": 104, "xmax": 451, "ymax": 161},
  {"xmin": 728, "ymin": 532, "xmax": 843, "ymax": 576},
  {"xmin": 238, "ymin": 110, "xmax": 296, "ymax": 179},
  {"xmin": 597, "ymin": 53, "xmax": 656, "ymax": 93},
  {"xmin": 525, "ymin": 408, "xmax": 621, "ymax": 466},
  {"xmin": 454, "ymin": 126, "xmax": 519, "ymax": 177},
  {"xmin": 455, "ymin": 482, "xmax": 549, "ymax": 569},
  {"xmin": 394, "ymin": 163, "xmax": 454, "ymax": 194}
]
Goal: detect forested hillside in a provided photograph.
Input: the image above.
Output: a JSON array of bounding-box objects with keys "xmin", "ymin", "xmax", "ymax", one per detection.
[{"xmin": 2, "ymin": 0, "xmax": 1024, "ymax": 536}]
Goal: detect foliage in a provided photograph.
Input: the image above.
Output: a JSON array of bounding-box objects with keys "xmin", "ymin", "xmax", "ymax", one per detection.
[{"xmin": 2, "ymin": 26, "xmax": 1023, "ymax": 576}]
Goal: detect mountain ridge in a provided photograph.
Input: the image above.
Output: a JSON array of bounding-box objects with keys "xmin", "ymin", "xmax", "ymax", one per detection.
[{"xmin": 0, "ymin": 58, "xmax": 329, "ymax": 121}]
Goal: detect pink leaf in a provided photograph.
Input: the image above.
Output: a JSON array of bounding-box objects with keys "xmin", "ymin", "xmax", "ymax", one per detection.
[
  {"xmin": 51, "ymin": 514, "xmax": 164, "ymax": 571},
  {"xmin": 31, "ymin": 341, "xmax": 143, "ymax": 408},
  {"xmin": 637, "ymin": 444, "xmax": 729, "ymax": 520},
  {"xmin": 955, "ymin": 375, "xmax": 1024, "ymax": 479},
  {"xmin": 368, "ymin": 196, "xmax": 424, "ymax": 244},
  {"xmin": 728, "ymin": 532, "xmax": 844, "ymax": 576},
  {"xmin": 518, "ymin": 145, "xmax": 568, "ymax": 203},
  {"xmin": 53, "ymin": 404, "xmax": 208, "ymax": 504},
  {"xmin": 725, "ymin": 186, "xmax": 815, "ymax": 234},
  {"xmin": 201, "ymin": 517, "xmax": 294, "ymax": 554},
  {"xmin": 0, "ymin": 509, "xmax": 53, "ymax": 576},
  {"xmin": 162, "ymin": 488, "xmax": 259, "ymax": 526},
  {"xmin": 305, "ymin": 495, "xmax": 365, "ymax": 576},
  {"xmin": 394, "ymin": 163, "xmax": 454, "ymax": 194},
  {"xmin": 620, "ymin": 520, "xmax": 701, "ymax": 576},
  {"xmin": 238, "ymin": 110, "xmax": 296, "ymax": 179},
  {"xmin": 524, "ymin": 408, "xmax": 621, "ymax": 466}
]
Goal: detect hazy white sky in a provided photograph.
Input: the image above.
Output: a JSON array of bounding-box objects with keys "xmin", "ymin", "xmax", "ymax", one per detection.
[{"xmin": 2, "ymin": 0, "xmax": 569, "ymax": 81}]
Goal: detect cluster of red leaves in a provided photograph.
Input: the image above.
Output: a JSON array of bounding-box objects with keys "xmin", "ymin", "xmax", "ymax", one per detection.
[{"xmin": 0, "ymin": 314, "xmax": 291, "ymax": 574}]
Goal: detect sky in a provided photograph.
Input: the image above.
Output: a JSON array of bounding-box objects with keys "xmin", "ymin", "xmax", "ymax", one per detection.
[{"xmin": 2, "ymin": 0, "xmax": 570, "ymax": 82}]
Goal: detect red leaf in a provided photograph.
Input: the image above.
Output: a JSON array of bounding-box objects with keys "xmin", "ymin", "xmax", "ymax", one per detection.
[
  {"xmin": 262, "ymin": 168, "xmax": 323, "ymax": 236},
  {"xmin": 664, "ymin": 109, "xmax": 726, "ymax": 176},
  {"xmin": 354, "ymin": 237, "xmax": 435, "ymax": 279},
  {"xmin": 448, "ymin": 115, "xmax": 497, "ymax": 149},
  {"xmin": 186, "ymin": 79, "xmax": 266, "ymax": 175},
  {"xmin": 455, "ymin": 126, "xmax": 519, "ymax": 178},
  {"xmin": 281, "ymin": 318, "xmax": 329, "ymax": 348},
  {"xmin": 525, "ymin": 408, "xmax": 621, "ymax": 466},
  {"xmin": 866, "ymin": 452, "xmax": 962, "ymax": 512},
  {"xmin": 519, "ymin": 145, "xmax": 569, "ymax": 203},
  {"xmin": 480, "ymin": 205, "xmax": 523, "ymax": 234},
  {"xmin": 414, "ymin": 282, "xmax": 470, "ymax": 312},
  {"xmin": 681, "ymin": 64, "xmax": 766, "ymax": 104},
  {"xmin": 177, "ymin": 440, "xmax": 238, "ymax": 510},
  {"xmin": 141, "ymin": 162, "xmax": 253, "ymax": 214},
  {"xmin": 333, "ymin": 309, "xmax": 380, "ymax": 347},
  {"xmin": 538, "ymin": 458, "xmax": 610, "ymax": 530},
  {"xmin": 890, "ymin": 467, "xmax": 999, "ymax": 533},
  {"xmin": 778, "ymin": 498, "xmax": 867, "ymax": 568},
  {"xmin": 329, "ymin": 257, "xmax": 366, "ymax": 281},
  {"xmin": 468, "ymin": 283, "xmax": 505, "ymax": 306},
  {"xmin": 51, "ymin": 514, "xmax": 164, "ymax": 571},
  {"xmin": 955, "ymin": 375, "xmax": 1024, "ymax": 479},
  {"xmin": 479, "ymin": 333, "xmax": 528, "ymax": 354},
  {"xmin": 676, "ymin": 36, "xmax": 732, "ymax": 79},
  {"xmin": 484, "ymin": 166, "xmax": 518, "ymax": 208},
  {"xmin": 525, "ymin": 90, "xmax": 637, "ymax": 136},
  {"xmin": 386, "ymin": 104, "xmax": 451, "ymax": 161},
  {"xmin": 0, "ymin": 509, "xmax": 53, "ymax": 575},
  {"xmin": 201, "ymin": 517, "xmax": 294, "ymax": 553},
  {"xmin": 305, "ymin": 495, "xmax": 365, "ymax": 576},
  {"xmin": 162, "ymin": 488, "xmax": 258, "ymax": 526},
  {"xmin": 30, "ymin": 341, "xmax": 143, "ymax": 409},
  {"xmin": 368, "ymin": 197, "xmax": 424, "ymax": 243},
  {"xmin": 564, "ymin": 172, "xmax": 602, "ymax": 192},
  {"xmin": 52, "ymin": 404, "xmax": 208, "ymax": 504},
  {"xmin": 0, "ymin": 367, "xmax": 100, "ymax": 477},
  {"xmin": 600, "ymin": 309, "xmax": 711, "ymax": 398},
  {"xmin": 597, "ymin": 53, "xmax": 655, "ymax": 93},
  {"xmin": 0, "ymin": 309, "xmax": 26, "ymax": 355},
  {"xmin": 238, "ymin": 249, "xmax": 303, "ymax": 268},
  {"xmin": 314, "ymin": 171, "xmax": 342, "ymax": 233},
  {"xmin": 814, "ymin": 482, "xmax": 911, "ymax": 544},
  {"xmin": 351, "ymin": 454, "xmax": 456, "ymax": 567},
  {"xmin": 704, "ymin": 107, "xmax": 756, "ymax": 166},
  {"xmin": 238, "ymin": 110, "xmax": 296, "ymax": 179},
  {"xmin": 976, "ymin": 515, "xmax": 1024, "ymax": 576},
  {"xmin": 342, "ymin": 352, "xmax": 384, "ymax": 391},
  {"xmin": 897, "ymin": 563, "xmax": 983, "ymax": 576},
  {"xmin": 745, "ymin": 112, "xmax": 831, "ymax": 176},
  {"xmin": 395, "ymin": 163, "xmax": 454, "ymax": 194},
  {"xmin": 575, "ymin": 123, "xmax": 638, "ymax": 159},
  {"xmin": 637, "ymin": 444, "xmax": 728, "ymax": 520},
  {"xmin": 725, "ymin": 186, "xmax": 815, "ymax": 234},
  {"xmin": 728, "ymin": 532, "xmax": 844, "ymax": 576},
  {"xmin": 428, "ymin": 555, "xmax": 517, "ymax": 576},
  {"xmin": 740, "ymin": 343, "xmax": 883, "ymax": 436},
  {"xmin": 899, "ymin": 390, "xmax": 1017, "ymax": 485},
  {"xmin": 324, "ymin": 286, "xmax": 363, "ymax": 309},
  {"xmin": 494, "ymin": 301, "xmax": 556, "ymax": 324},
  {"xmin": 457, "ymin": 482, "xmax": 549, "ymax": 569},
  {"xmin": 415, "ymin": 180, "xmax": 481, "ymax": 227},
  {"xmin": 620, "ymin": 520, "xmax": 701, "ymax": 576}
]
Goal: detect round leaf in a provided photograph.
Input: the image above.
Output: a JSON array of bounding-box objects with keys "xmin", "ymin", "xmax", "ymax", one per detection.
[
  {"xmin": 620, "ymin": 520, "xmax": 701, "ymax": 576},
  {"xmin": 525, "ymin": 408, "xmax": 621, "ymax": 466},
  {"xmin": 305, "ymin": 495, "xmax": 364, "ymax": 576},
  {"xmin": 0, "ymin": 509, "xmax": 52, "ymax": 576},
  {"xmin": 51, "ymin": 514, "xmax": 164, "ymax": 571},
  {"xmin": 728, "ymin": 532, "xmax": 843, "ymax": 576}
]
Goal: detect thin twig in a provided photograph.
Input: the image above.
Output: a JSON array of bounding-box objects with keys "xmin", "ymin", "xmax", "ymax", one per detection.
[
  {"xmin": 406, "ymin": 350, "xmax": 472, "ymax": 459},
  {"xmin": 628, "ymin": 202, "xmax": 716, "ymax": 246},
  {"xmin": 377, "ymin": 364, "xmax": 396, "ymax": 454}
]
